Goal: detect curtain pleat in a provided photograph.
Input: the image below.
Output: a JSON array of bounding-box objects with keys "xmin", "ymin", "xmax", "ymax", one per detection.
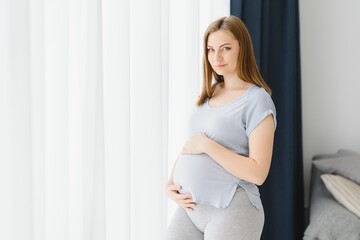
[
  {"xmin": 0, "ymin": 0, "xmax": 33, "ymax": 239},
  {"xmin": 129, "ymin": 0, "xmax": 167, "ymax": 239},
  {"xmin": 102, "ymin": 0, "xmax": 131, "ymax": 239}
]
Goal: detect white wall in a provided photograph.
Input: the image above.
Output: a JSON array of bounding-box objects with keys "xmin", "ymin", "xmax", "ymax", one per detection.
[{"xmin": 300, "ymin": 0, "xmax": 360, "ymax": 207}]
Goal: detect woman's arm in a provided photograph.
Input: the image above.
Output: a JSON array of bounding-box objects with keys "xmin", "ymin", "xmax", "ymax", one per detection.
[{"xmin": 182, "ymin": 115, "xmax": 275, "ymax": 186}]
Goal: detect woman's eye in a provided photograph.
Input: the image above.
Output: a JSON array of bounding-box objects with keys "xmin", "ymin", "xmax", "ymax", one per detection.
[
  {"xmin": 207, "ymin": 48, "xmax": 214, "ymax": 52},
  {"xmin": 223, "ymin": 47, "xmax": 231, "ymax": 51}
]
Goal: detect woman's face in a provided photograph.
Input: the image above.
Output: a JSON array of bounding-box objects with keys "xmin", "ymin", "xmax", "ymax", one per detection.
[{"xmin": 207, "ymin": 30, "xmax": 240, "ymax": 78}]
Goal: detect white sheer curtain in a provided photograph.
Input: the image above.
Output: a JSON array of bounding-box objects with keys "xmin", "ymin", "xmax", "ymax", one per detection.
[
  {"xmin": 0, "ymin": 0, "xmax": 167, "ymax": 239},
  {"xmin": 0, "ymin": 0, "xmax": 229, "ymax": 239}
]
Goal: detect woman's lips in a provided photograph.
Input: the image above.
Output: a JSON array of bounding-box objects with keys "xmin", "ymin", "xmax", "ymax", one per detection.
[{"xmin": 214, "ymin": 64, "xmax": 226, "ymax": 68}]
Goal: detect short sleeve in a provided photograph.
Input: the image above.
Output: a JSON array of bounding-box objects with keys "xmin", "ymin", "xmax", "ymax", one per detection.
[{"xmin": 244, "ymin": 87, "xmax": 277, "ymax": 137}]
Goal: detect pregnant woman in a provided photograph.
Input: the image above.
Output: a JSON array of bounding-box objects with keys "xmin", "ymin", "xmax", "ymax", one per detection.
[{"xmin": 165, "ymin": 15, "xmax": 276, "ymax": 240}]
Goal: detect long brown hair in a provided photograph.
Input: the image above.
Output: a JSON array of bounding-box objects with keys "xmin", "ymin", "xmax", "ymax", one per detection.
[{"xmin": 197, "ymin": 15, "xmax": 271, "ymax": 106}]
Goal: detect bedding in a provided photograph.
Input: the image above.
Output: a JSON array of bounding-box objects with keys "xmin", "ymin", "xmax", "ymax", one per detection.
[{"xmin": 303, "ymin": 150, "xmax": 360, "ymax": 240}]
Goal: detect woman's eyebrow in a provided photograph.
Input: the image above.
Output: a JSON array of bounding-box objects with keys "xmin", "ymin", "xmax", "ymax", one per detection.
[{"xmin": 207, "ymin": 43, "xmax": 232, "ymax": 48}]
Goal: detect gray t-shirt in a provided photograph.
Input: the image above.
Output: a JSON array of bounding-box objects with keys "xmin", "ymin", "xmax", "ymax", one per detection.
[{"xmin": 173, "ymin": 85, "xmax": 277, "ymax": 209}]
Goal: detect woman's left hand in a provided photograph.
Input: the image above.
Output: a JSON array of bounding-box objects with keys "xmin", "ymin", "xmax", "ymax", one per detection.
[{"xmin": 182, "ymin": 133, "xmax": 210, "ymax": 154}]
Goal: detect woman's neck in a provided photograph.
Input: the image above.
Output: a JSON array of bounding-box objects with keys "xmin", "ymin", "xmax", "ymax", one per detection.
[{"xmin": 221, "ymin": 76, "xmax": 250, "ymax": 90}]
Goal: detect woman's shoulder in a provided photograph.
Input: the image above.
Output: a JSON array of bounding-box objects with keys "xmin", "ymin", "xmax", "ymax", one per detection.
[
  {"xmin": 247, "ymin": 85, "xmax": 271, "ymax": 99},
  {"xmin": 246, "ymin": 85, "xmax": 275, "ymax": 110}
]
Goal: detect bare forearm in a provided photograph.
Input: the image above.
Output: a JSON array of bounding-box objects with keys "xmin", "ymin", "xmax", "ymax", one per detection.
[
  {"xmin": 204, "ymin": 139, "xmax": 268, "ymax": 185},
  {"xmin": 181, "ymin": 116, "xmax": 275, "ymax": 185}
]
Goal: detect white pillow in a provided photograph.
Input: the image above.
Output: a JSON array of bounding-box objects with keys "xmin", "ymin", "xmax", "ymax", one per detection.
[{"xmin": 321, "ymin": 174, "xmax": 360, "ymax": 218}]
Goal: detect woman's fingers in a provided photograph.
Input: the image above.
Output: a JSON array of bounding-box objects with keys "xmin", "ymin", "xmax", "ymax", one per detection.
[
  {"xmin": 168, "ymin": 184, "xmax": 181, "ymax": 191},
  {"xmin": 181, "ymin": 203, "xmax": 196, "ymax": 211},
  {"xmin": 177, "ymin": 194, "xmax": 196, "ymax": 211},
  {"xmin": 166, "ymin": 184, "xmax": 196, "ymax": 210},
  {"xmin": 180, "ymin": 201, "xmax": 196, "ymax": 207},
  {"xmin": 178, "ymin": 198, "xmax": 195, "ymax": 204},
  {"xmin": 174, "ymin": 193, "xmax": 195, "ymax": 204},
  {"xmin": 175, "ymin": 194, "xmax": 194, "ymax": 206},
  {"xmin": 175, "ymin": 193, "xmax": 192, "ymax": 200}
]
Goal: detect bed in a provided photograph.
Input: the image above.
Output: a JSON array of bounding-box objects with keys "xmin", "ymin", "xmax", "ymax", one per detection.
[{"xmin": 303, "ymin": 149, "xmax": 360, "ymax": 240}]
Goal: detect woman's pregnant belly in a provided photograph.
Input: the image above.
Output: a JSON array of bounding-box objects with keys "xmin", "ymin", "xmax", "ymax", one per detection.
[{"xmin": 173, "ymin": 153, "xmax": 240, "ymax": 207}]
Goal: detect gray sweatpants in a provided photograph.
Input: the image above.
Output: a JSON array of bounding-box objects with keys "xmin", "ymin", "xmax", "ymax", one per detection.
[{"xmin": 166, "ymin": 187, "xmax": 264, "ymax": 240}]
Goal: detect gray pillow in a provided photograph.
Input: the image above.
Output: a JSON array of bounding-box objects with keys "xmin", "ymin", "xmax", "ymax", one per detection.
[
  {"xmin": 312, "ymin": 148, "xmax": 358, "ymax": 160},
  {"xmin": 313, "ymin": 152, "xmax": 360, "ymax": 185}
]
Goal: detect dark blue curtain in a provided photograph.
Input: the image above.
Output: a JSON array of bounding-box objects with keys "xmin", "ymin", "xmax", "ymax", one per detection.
[{"xmin": 230, "ymin": 1, "xmax": 305, "ymax": 240}]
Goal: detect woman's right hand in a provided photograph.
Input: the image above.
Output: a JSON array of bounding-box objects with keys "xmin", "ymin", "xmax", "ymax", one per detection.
[{"xmin": 165, "ymin": 183, "xmax": 196, "ymax": 211}]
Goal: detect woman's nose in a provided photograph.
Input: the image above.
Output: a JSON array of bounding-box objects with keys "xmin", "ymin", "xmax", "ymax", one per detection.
[{"xmin": 213, "ymin": 51, "xmax": 222, "ymax": 62}]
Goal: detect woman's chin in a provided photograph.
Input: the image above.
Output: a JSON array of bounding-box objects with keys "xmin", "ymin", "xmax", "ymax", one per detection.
[{"xmin": 214, "ymin": 70, "xmax": 224, "ymax": 76}]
